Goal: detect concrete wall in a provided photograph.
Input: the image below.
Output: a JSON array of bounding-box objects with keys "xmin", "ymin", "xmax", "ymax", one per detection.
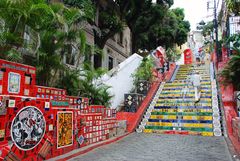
[
  {"xmin": 103, "ymin": 27, "xmax": 131, "ymax": 69},
  {"xmin": 100, "ymin": 54, "xmax": 143, "ymax": 110},
  {"xmin": 83, "ymin": 25, "xmax": 132, "ymax": 70}
]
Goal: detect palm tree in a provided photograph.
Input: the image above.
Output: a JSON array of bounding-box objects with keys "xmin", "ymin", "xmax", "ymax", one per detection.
[
  {"xmin": 57, "ymin": 68, "xmax": 81, "ymax": 96},
  {"xmin": 57, "ymin": 61, "xmax": 113, "ymax": 107},
  {"xmin": 0, "ymin": 0, "xmax": 114, "ymax": 104},
  {"xmin": 0, "ymin": 0, "xmax": 55, "ymax": 61},
  {"xmin": 220, "ymin": 49, "xmax": 240, "ymax": 90},
  {"xmin": 78, "ymin": 62, "xmax": 113, "ymax": 107},
  {"xmin": 220, "ymin": 34, "xmax": 240, "ymax": 90},
  {"xmin": 36, "ymin": 29, "xmax": 65, "ymax": 86},
  {"xmin": 36, "ymin": 3, "xmax": 92, "ymax": 86}
]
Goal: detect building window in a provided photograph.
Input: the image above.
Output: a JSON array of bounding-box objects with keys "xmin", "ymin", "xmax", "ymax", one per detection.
[
  {"xmin": 120, "ymin": 32, "xmax": 123, "ymax": 44},
  {"xmin": 66, "ymin": 45, "xmax": 76, "ymax": 66},
  {"xmin": 108, "ymin": 56, "xmax": 113, "ymax": 70},
  {"xmin": 94, "ymin": 54, "xmax": 102, "ymax": 69}
]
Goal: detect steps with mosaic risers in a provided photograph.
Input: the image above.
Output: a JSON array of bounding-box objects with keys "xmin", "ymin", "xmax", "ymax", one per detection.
[{"xmin": 137, "ymin": 65, "xmax": 222, "ymax": 136}]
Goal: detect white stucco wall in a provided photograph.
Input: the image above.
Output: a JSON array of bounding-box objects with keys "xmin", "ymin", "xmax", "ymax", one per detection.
[
  {"xmin": 100, "ymin": 54, "xmax": 143, "ymax": 110},
  {"xmin": 176, "ymin": 53, "xmax": 185, "ymax": 65}
]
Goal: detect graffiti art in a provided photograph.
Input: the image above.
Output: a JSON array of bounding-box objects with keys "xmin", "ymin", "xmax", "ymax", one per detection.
[
  {"xmin": 11, "ymin": 106, "xmax": 46, "ymax": 151},
  {"xmin": 57, "ymin": 111, "xmax": 73, "ymax": 148}
]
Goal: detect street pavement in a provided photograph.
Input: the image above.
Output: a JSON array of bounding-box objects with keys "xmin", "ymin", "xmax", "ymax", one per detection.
[{"xmin": 69, "ymin": 133, "xmax": 233, "ymax": 161}]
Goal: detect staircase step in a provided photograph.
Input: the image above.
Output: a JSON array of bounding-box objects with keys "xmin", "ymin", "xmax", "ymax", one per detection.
[
  {"xmin": 162, "ymin": 87, "xmax": 211, "ymax": 90},
  {"xmin": 152, "ymin": 109, "xmax": 213, "ymax": 113},
  {"xmin": 148, "ymin": 119, "xmax": 212, "ymax": 124},
  {"xmin": 144, "ymin": 126, "xmax": 213, "ymax": 132},
  {"xmin": 149, "ymin": 115, "xmax": 212, "ymax": 120},
  {"xmin": 146, "ymin": 122, "xmax": 213, "ymax": 128},
  {"xmin": 143, "ymin": 129, "xmax": 214, "ymax": 136},
  {"xmin": 154, "ymin": 106, "xmax": 212, "ymax": 109},
  {"xmin": 151, "ymin": 112, "xmax": 213, "ymax": 116},
  {"xmin": 160, "ymin": 91, "xmax": 212, "ymax": 93}
]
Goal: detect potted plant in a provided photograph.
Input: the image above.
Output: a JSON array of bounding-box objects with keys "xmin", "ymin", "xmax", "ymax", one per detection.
[{"xmin": 132, "ymin": 57, "xmax": 154, "ymax": 95}]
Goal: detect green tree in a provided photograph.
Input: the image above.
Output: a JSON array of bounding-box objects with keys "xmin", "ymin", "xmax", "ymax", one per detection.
[
  {"xmin": 139, "ymin": 9, "xmax": 178, "ymax": 50},
  {"xmin": 220, "ymin": 53, "xmax": 240, "ymax": 90},
  {"xmin": 197, "ymin": 21, "xmax": 214, "ymax": 37},
  {"xmin": 94, "ymin": 6, "xmax": 123, "ymax": 49},
  {"xmin": 172, "ymin": 8, "xmax": 190, "ymax": 46},
  {"xmin": 136, "ymin": 8, "xmax": 190, "ymax": 51},
  {"xmin": 0, "ymin": 0, "xmax": 55, "ymax": 61},
  {"xmin": 36, "ymin": 29, "xmax": 65, "ymax": 86},
  {"xmin": 36, "ymin": 3, "xmax": 90, "ymax": 86},
  {"xmin": 225, "ymin": 0, "xmax": 240, "ymax": 15},
  {"xmin": 64, "ymin": 0, "xmax": 123, "ymax": 49},
  {"xmin": 116, "ymin": 0, "xmax": 173, "ymax": 53},
  {"xmin": 57, "ymin": 68, "xmax": 81, "ymax": 96},
  {"xmin": 63, "ymin": 0, "xmax": 95, "ymax": 21},
  {"xmin": 78, "ymin": 62, "xmax": 113, "ymax": 107}
]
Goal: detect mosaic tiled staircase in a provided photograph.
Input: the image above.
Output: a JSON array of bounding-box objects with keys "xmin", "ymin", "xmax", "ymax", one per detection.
[{"xmin": 137, "ymin": 65, "xmax": 222, "ymax": 136}]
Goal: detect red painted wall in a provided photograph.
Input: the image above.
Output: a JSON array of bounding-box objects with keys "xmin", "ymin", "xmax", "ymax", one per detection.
[
  {"xmin": 0, "ymin": 59, "xmax": 117, "ymax": 160},
  {"xmin": 217, "ymin": 50, "xmax": 240, "ymax": 155},
  {"xmin": 183, "ymin": 49, "xmax": 193, "ymax": 64}
]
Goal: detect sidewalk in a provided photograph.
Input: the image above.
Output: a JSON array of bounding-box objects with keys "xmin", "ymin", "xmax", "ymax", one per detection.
[{"xmin": 46, "ymin": 133, "xmax": 130, "ymax": 161}]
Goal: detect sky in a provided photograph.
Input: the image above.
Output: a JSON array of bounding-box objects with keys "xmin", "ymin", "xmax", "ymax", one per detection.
[{"xmin": 171, "ymin": 0, "xmax": 210, "ymax": 31}]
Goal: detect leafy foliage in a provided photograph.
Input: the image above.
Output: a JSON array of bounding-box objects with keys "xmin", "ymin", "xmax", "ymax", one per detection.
[
  {"xmin": 95, "ymin": 8, "xmax": 123, "ymax": 48},
  {"xmin": 4, "ymin": 48, "xmax": 23, "ymax": 62},
  {"xmin": 63, "ymin": 0, "xmax": 95, "ymax": 21},
  {"xmin": 56, "ymin": 62, "xmax": 113, "ymax": 107},
  {"xmin": 220, "ymin": 34, "xmax": 240, "ymax": 90},
  {"xmin": 116, "ymin": 0, "xmax": 170, "ymax": 53},
  {"xmin": 171, "ymin": 8, "xmax": 190, "ymax": 46},
  {"xmin": 134, "ymin": 7, "xmax": 190, "ymax": 51},
  {"xmin": 220, "ymin": 52, "xmax": 240, "ymax": 90},
  {"xmin": 65, "ymin": 0, "xmax": 123, "ymax": 49},
  {"xmin": 57, "ymin": 68, "xmax": 81, "ymax": 96},
  {"xmin": 132, "ymin": 57, "xmax": 154, "ymax": 85},
  {"xmin": 197, "ymin": 21, "xmax": 214, "ymax": 37},
  {"xmin": 0, "ymin": 0, "xmax": 55, "ymax": 56},
  {"xmin": 36, "ymin": 30, "xmax": 65, "ymax": 86},
  {"xmin": 78, "ymin": 63, "xmax": 113, "ymax": 107},
  {"xmin": 225, "ymin": 0, "xmax": 240, "ymax": 15},
  {"xmin": 30, "ymin": 2, "xmax": 89, "ymax": 86},
  {"xmin": 165, "ymin": 48, "xmax": 181, "ymax": 62},
  {"xmin": 225, "ymin": 34, "xmax": 240, "ymax": 49},
  {"xmin": 0, "ymin": 0, "xmax": 113, "ymax": 107}
]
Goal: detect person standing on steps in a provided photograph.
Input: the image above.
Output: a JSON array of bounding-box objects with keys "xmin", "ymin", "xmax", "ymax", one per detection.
[
  {"xmin": 182, "ymin": 80, "xmax": 189, "ymax": 101},
  {"xmin": 191, "ymin": 71, "xmax": 201, "ymax": 102}
]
